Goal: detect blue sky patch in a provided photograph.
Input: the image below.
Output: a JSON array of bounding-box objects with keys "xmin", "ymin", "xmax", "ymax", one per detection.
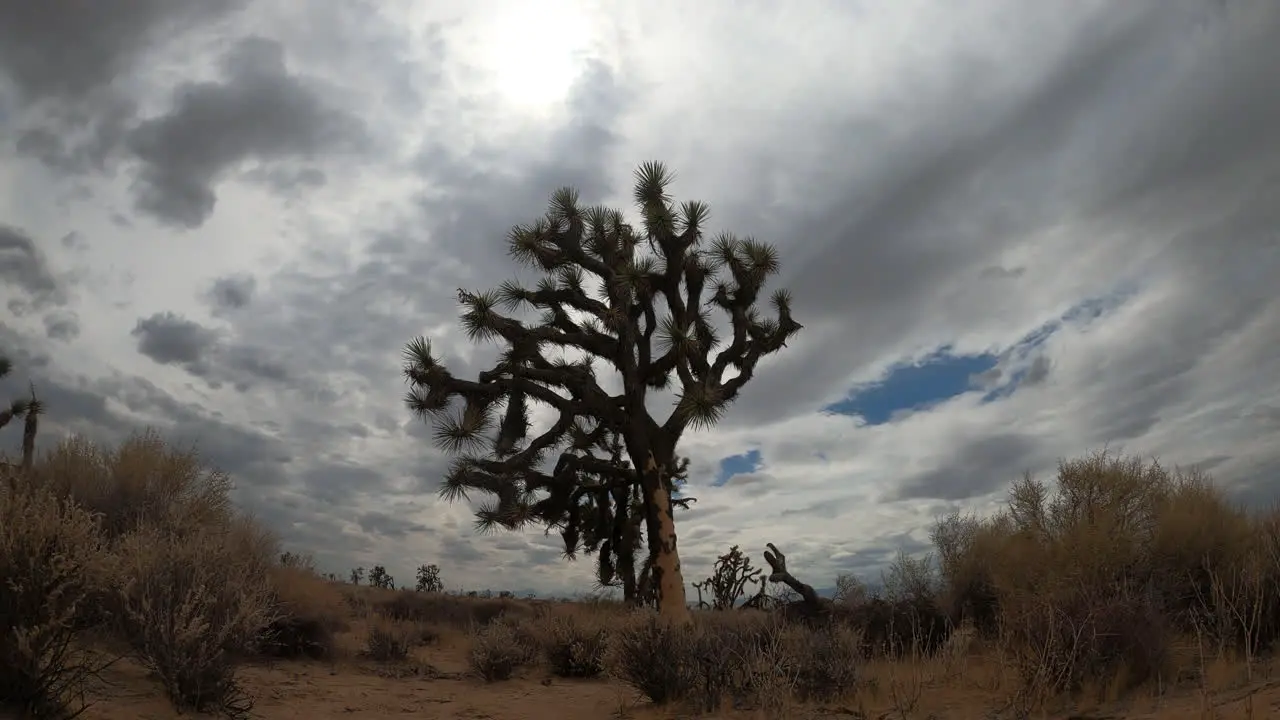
[
  {"xmin": 825, "ymin": 285, "xmax": 1142, "ymax": 424},
  {"xmin": 713, "ymin": 448, "xmax": 763, "ymax": 486},
  {"xmin": 823, "ymin": 348, "xmax": 997, "ymax": 425}
]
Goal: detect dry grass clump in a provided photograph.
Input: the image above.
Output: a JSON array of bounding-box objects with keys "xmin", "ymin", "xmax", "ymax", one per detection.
[
  {"xmin": 468, "ymin": 619, "xmax": 537, "ymax": 681},
  {"xmin": 259, "ymin": 565, "xmax": 349, "ymax": 660},
  {"xmin": 114, "ymin": 517, "xmax": 278, "ymax": 719},
  {"xmin": 612, "ymin": 614, "xmax": 699, "ymax": 704},
  {"xmin": 933, "ymin": 450, "xmax": 1280, "ymax": 711},
  {"xmin": 3, "ymin": 432, "xmax": 284, "ymax": 719},
  {"xmin": 541, "ymin": 614, "xmax": 610, "ymax": 678},
  {"xmin": 610, "ymin": 611, "xmax": 862, "ymax": 713},
  {"xmin": 30, "ymin": 431, "xmax": 233, "ymax": 538},
  {"xmin": 363, "ymin": 619, "xmax": 415, "ymax": 662},
  {"xmin": 0, "ymin": 479, "xmax": 115, "ymax": 719},
  {"xmin": 374, "ymin": 588, "xmax": 535, "ymax": 628},
  {"xmin": 785, "ymin": 622, "xmax": 863, "ymax": 702}
]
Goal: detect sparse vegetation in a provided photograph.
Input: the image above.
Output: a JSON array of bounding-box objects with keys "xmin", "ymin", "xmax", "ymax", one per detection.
[
  {"xmin": 0, "ymin": 474, "xmax": 114, "ymax": 719},
  {"xmin": 541, "ymin": 614, "xmax": 609, "ymax": 678},
  {"xmin": 259, "ymin": 565, "xmax": 348, "ymax": 660},
  {"xmin": 363, "ymin": 619, "xmax": 413, "ymax": 662},
  {"xmin": 468, "ymin": 620, "xmax": 536, "ymax": 681},
  {"xmin": 367, "ymin": 565, "xmax": 394, "ymax": 590},
  {"xmin": 3, "ymin": 420, "xmax": 1280, "ymax": 718},
  {"xmin": 114, "ymin": 520, "xmax": 277, "ymax": 718}
]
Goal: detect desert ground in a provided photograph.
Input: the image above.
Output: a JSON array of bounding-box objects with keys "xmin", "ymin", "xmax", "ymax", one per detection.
[
  {"xmin": 6, "ymin": 435, "xmax": 1280, "ymax": 720},
  {"xmin": 73, "ymin": 590, "xmax": 1280, "ymax": 720}
]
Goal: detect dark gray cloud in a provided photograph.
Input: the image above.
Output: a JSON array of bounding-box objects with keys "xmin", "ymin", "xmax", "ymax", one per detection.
[
  {"xmin": 132, "ymin": 312, "xmax": 220, "ymax": 368},
  {"xmin": 126, "ymin": 36, "xmax": 367, "ymax": 228},
  {"xmin": 891, "ymin": 433, "xmax": 1045, "ymax": 501},
  {"xmin": 0, "ymin": 0, "xmax": 245, "ymax": 102},
  {"xmin": 131, "ymin": 311, "xmax": 291, "ymax": 391},
  {"xmin": 298, "ymin": 463, "xmax": 390, "ymax": 506},
  {"xmin": 0, "ymin": 0, "xmax": 249, "ymax": 178},
  {"xmin": 1023, "ymin": 355, "xmax": 1051, "ymax": 386},
  {"xmin": 59, "ymin": 232, "xmax": 87, "ymax": 251},
  {"xmin": 42, "ymin": 310, "xmax": 80, "ymax": 341},
  {"xmin": 356, "ymin": 510, "xmax": 429, "ymax": 540},
  {"xmin": 1, "ymin": 324, "xmax": 293, "ymax": 490},
  {"xmin": 438, "ymin": 534, "xmax": 488, "ymax": 564},
  {"xmin": 205, "ymin": 273, "xmax": 257, "ymax": 313},
  {"xmin": 0, "ymin": 225, "xmax": 66, "ymax": 312}
]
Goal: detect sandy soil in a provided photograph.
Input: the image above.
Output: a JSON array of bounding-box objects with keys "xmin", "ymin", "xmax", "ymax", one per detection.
[{"xmin": 73, "ymin": 627, "xmax": 1280, "ymax": 720}]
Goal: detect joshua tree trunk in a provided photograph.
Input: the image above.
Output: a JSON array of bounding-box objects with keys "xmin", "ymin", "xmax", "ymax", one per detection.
[
  {"xmin": 633, "ymin": 443, "xmax": 689, "ymax": 623},
  {"xmin": 20, "ymin": 402, "xmax": 38, "ymax": 472}
]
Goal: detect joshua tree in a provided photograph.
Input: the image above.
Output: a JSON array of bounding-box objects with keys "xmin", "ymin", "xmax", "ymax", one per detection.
[
  {"xmin": 368, "ymin": 565, "xmax": 394, "ymax": 590},
  {"xmin": 0, "ymin": 354, "xmax": 42, "ymax": 472},
  {"xmin": 349, "ymin": 566, "xmax": 365, "ymax": 585},
  {"xmin": 403, "ymin": 162, "xmax": 801, "ymax": 622},
  {"xmin": 693, "ymin": 544, "xmax": 763, "ymax": 610},
  {"xmin": 415, "ymin": 563, "xmax": 443, "ymax": 592}
]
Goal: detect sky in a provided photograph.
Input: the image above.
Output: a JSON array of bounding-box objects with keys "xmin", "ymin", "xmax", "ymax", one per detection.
[{"xmin": 1, "ymin": 0, "xmax": 1278, "ymax": 597}]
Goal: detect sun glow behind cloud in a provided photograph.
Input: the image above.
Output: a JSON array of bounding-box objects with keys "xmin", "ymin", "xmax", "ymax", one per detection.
[{"xmin": 470, "ymin": 1, "xmax": 600, "ymax": 116}]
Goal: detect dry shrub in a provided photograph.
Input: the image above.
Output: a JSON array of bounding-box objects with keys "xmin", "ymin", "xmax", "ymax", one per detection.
[
  {"xmin": 928, "ymin": 450, "xmax": 1280, "ymax": 706},
  {"xmin": 614, "ymin": 611, "xmax": 860, "ymax": 712},
  {"xmin": 931, "ymin": 512, "xmax": 1002, "ymax": 636},
  {"xmin": 468, "ymin": 620, "xmax": 536, "ymax": 682},
  {"xmin": 542, "ymin": 614, "xmax": 609, "ymax": 678},
  {"xmin": 847, "ymin": 597, "xmax": 951, "ymax": 659},
  {"xmin": 31, "ymin": 432, "xmax": 232, "ymax": 539},
  {"xmin": 613, "ymin": 614, "xmax": 700, "ymax": 704},
  {"xmin": 363, "ymin": 619, "xmax": 414, "ymax": 662},
  {"xmin": 376, "ymin": 589, "xmax": 532, "ymax": 629},
  {"xmin": 259, "ymin": 566, "xmax": 348, "ymax": 660},
  {"xmin": 0, "ymin": 481, "xmax": 114, "ymax": 719},
  {"xmin": 999, "ymin": 581, "xmax": 1169, "ymax": 699},
  {"xmin": 342, "ymin": 590, "xmax": 370, "ymax": 617},
  {"xmin": 784, "ymin": 622, "xmax": 862, "ymax": 703},
  {"xmin": 114, "ymin": 517, "xmax": 278, "ymax": 719}
]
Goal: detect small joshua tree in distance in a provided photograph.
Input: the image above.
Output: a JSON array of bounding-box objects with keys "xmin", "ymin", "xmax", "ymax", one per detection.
[
  {"xmin": 415, "ymin": 563, "xmax": 443, "ymax": 593},
  {"xmin": 0, "ymin": 353, "xmax": 43, "ymax": 473}
]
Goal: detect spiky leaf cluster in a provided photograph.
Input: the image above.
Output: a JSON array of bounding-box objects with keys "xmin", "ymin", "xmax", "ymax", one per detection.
[{"xmin": 402, "ymin": 162, "xmax": 801, "ymax": 540}]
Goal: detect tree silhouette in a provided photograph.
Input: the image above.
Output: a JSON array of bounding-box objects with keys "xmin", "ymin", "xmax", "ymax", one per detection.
[
  {"xmin": 402, "ymin": 162, "xmax": 801, "ymax": 621},
  {"xmin": 368, "ymin": 565, "xmax": 393, "ymax": 590},
  {"xmin": 415, "ymin": 563, "xmax": 443, "ymax": 593},
  {"xmin": 0, "ymin": 354, "xmax": 42, "ymax": 472}
]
